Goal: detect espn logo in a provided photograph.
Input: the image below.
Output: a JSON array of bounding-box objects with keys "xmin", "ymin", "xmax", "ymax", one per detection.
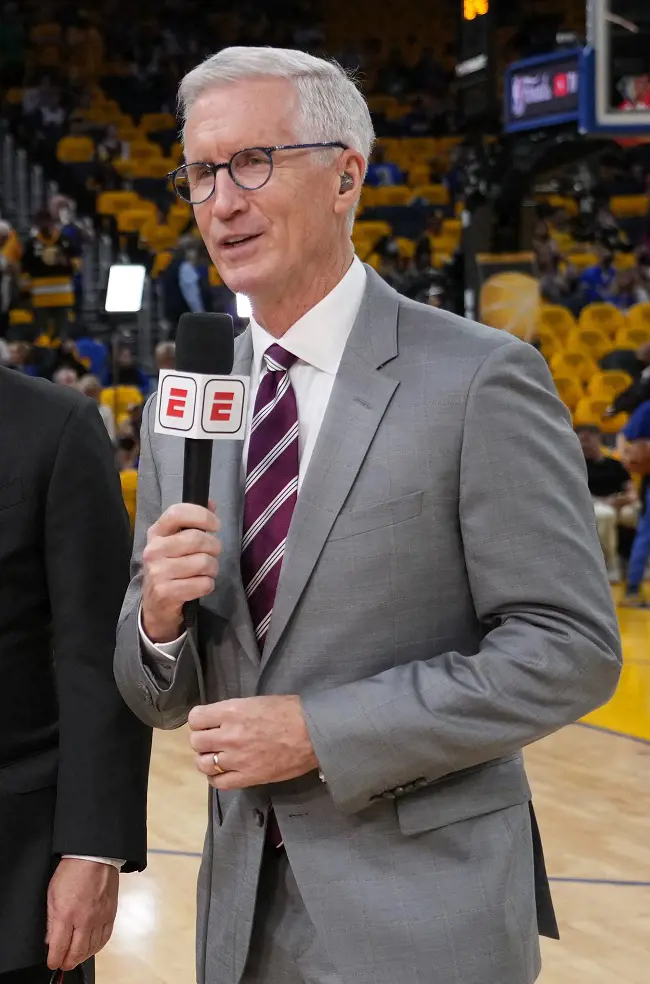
[{"xmin": 155, "ymin": 370, "xmax": 249, "ymax": 440}]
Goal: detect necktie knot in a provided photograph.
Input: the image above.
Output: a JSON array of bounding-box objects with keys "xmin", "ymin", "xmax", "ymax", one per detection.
[{"xmin": 264, "ymin": 344, "xmax": 297, "ymax": 373}]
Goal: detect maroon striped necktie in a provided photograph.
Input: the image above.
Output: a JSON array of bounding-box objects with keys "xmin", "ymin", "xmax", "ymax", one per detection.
[
  {"xmin": 241, "ymin": 344, "xmax": 299, "ymax": 849},
  {"xmin": 241, "ymin": 343, "xmax": 299, "ymax": 649}
]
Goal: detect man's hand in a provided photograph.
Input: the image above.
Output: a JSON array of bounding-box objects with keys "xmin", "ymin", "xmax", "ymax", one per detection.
[
  {"xmin": 188, "ymin": 696, "xmax": 319, "ymax": 788},
  {"xmin": 46, "ymin": 859, "xmax": 119, "ymax": 972},
  {"xmin": 142, "ymin": 501, "xmax": 221, "ymax": 643}
]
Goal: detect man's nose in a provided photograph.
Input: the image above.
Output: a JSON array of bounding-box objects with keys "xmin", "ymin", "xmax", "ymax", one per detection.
[{"xmin": 209, "ymin": 167, "xmax": 248, "ymax": 221}]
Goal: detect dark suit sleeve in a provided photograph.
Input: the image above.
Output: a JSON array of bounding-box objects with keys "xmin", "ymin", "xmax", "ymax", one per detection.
[{"xmin": 45, "ymin": 399, "xmax": 152, "ymax": 872}]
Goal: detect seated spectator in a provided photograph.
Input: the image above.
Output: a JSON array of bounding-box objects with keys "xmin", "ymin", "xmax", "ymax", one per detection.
[
  {"xmin": 77, "ymin": 373, "xmax": 116, "ymax": 444},
  {"xmin": 161, "ymin": 241, "xmax": 213, "ymax": 333},
  {"xmin": 102, "ymin": 343, "xmax": 148, "ymax": 393},
  {"xmin": 576, "ymin": 424, "xmax": 639, "ymax": 583},
  {"xmin": 46, "ymin": 338, "xmax": 89, "ymax": 381},
  {"xmin": 537, "ymin": 253, "xmax": 585, "ymax": 316},
  {"xmin": 6, "ymin": 341, "xmax": 38, "ymax": 375},
  {"xmin": 594, "ymin": 204, "xmax": 631, "ymax": 254},
  {"xmin": 94, "ymin": 124, "xmax": 122, "ymax": 190},
  {"xmin": 116, "ymin": 432, "xmax": 139, "ymax": 472},
  {"xmin": 0, "ymin": 220, "xmax": 20, "ymax": 338},
  {"xmin": 617, "ymin": 401, "xmax": 650, "ymax": 606},
  {"xmin": 155, "ymin": 340, "xmax": 176, "ymax": 373},
  {"xmin": 365, "ymin": 146, "xmax": 404, "ymax": 187},
  {"xmin": 23, "ymin": 208, "xmax": 79, "ymax": 339},
  {"xmin": 52, "ymin": 366, "xmax": 80, "ymax": 387},
  {"xmin": 377, "ymin": 46, "xmax": 409, "ymax": 97},
  {"xmin": 579, "ymin": 245, "xmax": 617, "ymax": 305},
  {"xmin": 611, "ymin": 267, "xmax": 650, "ymax": 310}
]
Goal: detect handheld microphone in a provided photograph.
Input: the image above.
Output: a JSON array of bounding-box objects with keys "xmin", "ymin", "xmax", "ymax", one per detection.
[
  {"xmin": 154, "ymin": 311, "xmax": 250, "ymax": 625},
  {"xmin": 175, "ymin": 312, "xmax": 235, "ymax": 507}
]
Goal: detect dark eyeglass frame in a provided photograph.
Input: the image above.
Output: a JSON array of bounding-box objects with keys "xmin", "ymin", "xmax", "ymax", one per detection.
[{"xmin": 168, "ymin": 142, "xmax": 349, "ymax": 204}]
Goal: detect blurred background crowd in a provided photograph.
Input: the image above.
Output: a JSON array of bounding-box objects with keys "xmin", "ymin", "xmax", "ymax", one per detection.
[{"xmin": 1, "ymin": 0, "xmax": 650, "ymax": 593}]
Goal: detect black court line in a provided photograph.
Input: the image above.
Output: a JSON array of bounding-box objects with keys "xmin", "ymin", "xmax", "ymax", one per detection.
[{"xmin": 576, "ymin": 720, "xmax": 650, "ymax": 746}]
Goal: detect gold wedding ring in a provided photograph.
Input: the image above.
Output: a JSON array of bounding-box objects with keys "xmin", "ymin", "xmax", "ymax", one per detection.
[{"xmin": 212, "ymin": 753, "xmax": 226, "ymax": 775}]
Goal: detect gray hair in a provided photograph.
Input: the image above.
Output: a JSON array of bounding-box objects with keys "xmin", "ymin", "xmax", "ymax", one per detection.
[{"xmin": 178, "ymin": 47, "xmax": 375, "ymax": 230}]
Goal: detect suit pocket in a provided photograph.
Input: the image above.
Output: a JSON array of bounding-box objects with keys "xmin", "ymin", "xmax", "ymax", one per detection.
[
  {"xmin": 0, "ymin": 477, "xmax": 24, "ymax": 512},
  {"xmin": 396, "ymin": 754, "xmax": 530, "ymax": 835},
  {"xmin": 329, "ymin": 491, "xmax": 424, "ymax": 541}
]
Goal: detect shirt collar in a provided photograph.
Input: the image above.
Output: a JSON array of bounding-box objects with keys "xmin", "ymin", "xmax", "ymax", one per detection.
[{"xmin": 249, "ymin": 256, "xmax": 367, "ymax": 377}]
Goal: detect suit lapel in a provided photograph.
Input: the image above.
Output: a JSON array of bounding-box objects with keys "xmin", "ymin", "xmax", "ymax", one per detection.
[
  {"xmin": 208, "ymin": 328, "xmax": 261, "ymax": 668},
  {"xmin": 260, "ymin": 269, "xmax": 401, "ymax": 670}
]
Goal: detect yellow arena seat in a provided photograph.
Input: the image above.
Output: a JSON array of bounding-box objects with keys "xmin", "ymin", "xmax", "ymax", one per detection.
[
  {"xmin": 551, "ymin": 350, "xmax": 598, "ymax": 384},
  {"xmin": 567, "ymin": 327, "xmax": 613, "ymax": 360},
  {"xmin": 96, "ymin": 190, "xmax": 140, "ymax": 216},
  {"xmin": 372, "ymin": 186, "xmax": 413, "ymax": 206},
  {"xmin": 553, "ymin": 376, "xmax": 583, "ymax": 411},
  {"xmin": 627, "ymin": 303, "xmax": 650, "ymax": 334},
  {"xmin": 9, "ymin": 309, "xmax": 34, "ymax": 326},
  {"xmin": 615, "ymin": 325, "xmax": 650, "ymax": 349},
  {"xmin": 139, "ymin": 112, "xmax": 176, "ymax": 132},
  {"xmin": 129, "ymin": 141, "xmax": 163, "ymax": 161},
  {"xmin": 412, "ymin": 184, "xmax": 450, "ymax": 206},
  {"xmin": 535, "ymin": 326, "xmax": 562, "ymax": 358},
  {"xmin": 117, "ymin": 206, "xmax": 159, "ymax": 233},
  {"xmin": 573, "ymin": 396, "xmax": 610, "ymax": 427},
  {"xmin": 566, "ymin": 252, "xmax": 599, "ymax": 273},
  {"xmin": 588, "ymin": 370, "xmax": 633, "ymax": 399},
  {"xmin": 537, "ymin": 304, "xmax": 576, "ymax": 340},
  {"xmin": 610, "ymin": 195, "xmax": 649, "ymax": 218},
  {"xmin": 119, "ymin": 468, "xmax": 138, "ymax": 533},
  {"xmin": 354, "ymin": 220, "xmax": 392, "ymax": 240},
  {"xmin": 578, "ymin": 302, "xmax": 626, "ymax": 337},
  {"xmin": 57, "ymin": 136, "xmax": 95, "ymax": 163}
]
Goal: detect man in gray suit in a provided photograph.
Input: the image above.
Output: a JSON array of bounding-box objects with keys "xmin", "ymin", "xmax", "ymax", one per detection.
[{"xmin": 114, "ymin": 47, "xmax": 622, "ymax": 984}]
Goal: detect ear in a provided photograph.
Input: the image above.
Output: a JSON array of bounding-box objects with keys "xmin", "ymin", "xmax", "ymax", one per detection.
[{"xmin": 333, "ymin": 150, "xmax": 365, "ymax": 218}]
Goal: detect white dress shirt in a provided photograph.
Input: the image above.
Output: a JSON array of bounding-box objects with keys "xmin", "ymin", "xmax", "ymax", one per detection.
[{"xmin": 139, "ymin": 255, "xmax": 367, "ymax": 661}]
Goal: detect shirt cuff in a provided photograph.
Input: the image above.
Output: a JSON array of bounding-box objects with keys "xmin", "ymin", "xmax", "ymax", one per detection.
[
  {"xmin": 138, "ymin": 604, "xmax": 186, "ymax": 662},
  {"xmin": 63, "ymin": 855, "xmax": 125, "ymax": 870}
]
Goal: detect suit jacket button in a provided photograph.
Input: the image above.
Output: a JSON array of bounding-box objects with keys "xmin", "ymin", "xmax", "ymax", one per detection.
[
  {"xmin": 253, "ymin": 809, "xmax": 265, "ymax": 827},
  {"xmin": 394, "ymin": 786, "xmax": 406, "ymax": 796}
]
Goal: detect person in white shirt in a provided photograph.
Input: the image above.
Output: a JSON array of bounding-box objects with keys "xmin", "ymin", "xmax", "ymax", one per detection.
[{"xmin": 114, "ymin": 46, "xmax": 620, "ymax": 984}]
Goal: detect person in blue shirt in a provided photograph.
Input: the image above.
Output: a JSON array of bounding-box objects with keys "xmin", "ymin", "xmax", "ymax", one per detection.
[
  {"xmin": 579, "ymin": 246, "xmax": 617, "ymax": 305},
  {"xmin": 365, "ymin": 146, "xmax": 404, "ymax": 187},
  {"xmin": 618, "ymin": 400, "xmax": 650, "ymax": 605}
]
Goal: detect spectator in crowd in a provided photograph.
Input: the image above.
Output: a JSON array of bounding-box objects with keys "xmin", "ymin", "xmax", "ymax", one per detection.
[
  {"xmin": 52, "ymin": 365, "xmax": 80, "ymax": 387},
  {"xmin": 537, "ymin": 253, "xmax": 586, "ymax": 316},
  {"xmin": 593, "ymin": 203, "xmax": 630, "ymax": 254},
  {"xmin": 155, "ymin": 340, "xmax": 176, "ymax": 373},
  {"xmin": 0, "ymin": 220, "xmax": 20, "ymax": 338},
  {"xmin": 95, "ymin": 123, "xmax": 123, "ymax": 190},
  {"xmin": 6, "ymin": 340, "xmax": 38, "ymax": 375},
  {"xmin": 161, "ymin": 241, "xmax": 212, "ymax": 333},
  {"xmin": 365, "ymin": 145, "xmax": 403, "ymax": 187},
  {"xmin": 22, "ymin": 208, "xmax": 79, "ymax": 339},
  {"xmin": 576, "ymin": 424, "xmax": 639, "ymax": 583},
  {"xmin": 78, "ymin": 372, "xmax": 117, "ymax": 444},
  {"xmin": 611, "ymin": 267, "xmax": 649, "ymax": 310},
  {"xmin": 377, "ymin": 45, "xmax": 409, "ymax": 96},
  {"xmin": 579, "ymin": 245, "xmax": 617, "ymax": 305},
  {"xmin": 102, "ymin": 342, "xmax": 149, "ymax": 393},
  {"xmin": 617, "ymin": 401, "xmax": 650, "ymax": 606}
]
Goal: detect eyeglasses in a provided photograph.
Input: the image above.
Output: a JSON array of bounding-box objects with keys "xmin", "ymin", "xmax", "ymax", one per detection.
[{"xmin": 168, "ymin": 142, "xmax": 348, "ymax": 205}]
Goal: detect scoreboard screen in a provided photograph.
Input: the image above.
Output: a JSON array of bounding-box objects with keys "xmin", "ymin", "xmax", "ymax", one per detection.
[{"xmin": 504, "ymin": 50, "xmax": 582, "ymax": 133}]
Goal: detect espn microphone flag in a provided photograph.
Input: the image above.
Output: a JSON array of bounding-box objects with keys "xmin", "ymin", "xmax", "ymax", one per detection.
[{"xmin": 155, "ymin": 369, "xmax": 250, "ymax": 439}]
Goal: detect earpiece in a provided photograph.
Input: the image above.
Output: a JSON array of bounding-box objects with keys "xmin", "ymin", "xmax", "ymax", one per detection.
[{"xmin": 339, "ymin": 172, "xmax": 354, "ymax": 193}]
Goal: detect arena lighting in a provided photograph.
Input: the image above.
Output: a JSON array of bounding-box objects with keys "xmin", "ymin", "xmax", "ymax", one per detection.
[
  {"xmin": 105, "ymin": 264, "xmax": 146, "ymax": 313},
  {"xmin": 463, "ymin": 0, "xmax": 489, "ymax": 21}
]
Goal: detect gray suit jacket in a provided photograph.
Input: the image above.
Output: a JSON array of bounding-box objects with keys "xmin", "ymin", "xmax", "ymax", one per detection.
[{"xmin": 115, "ymin": 269, "xmax": 621, "ymax": 984}]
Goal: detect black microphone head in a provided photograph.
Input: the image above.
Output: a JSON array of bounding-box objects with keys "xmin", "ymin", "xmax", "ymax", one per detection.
[{"xmin": 175, "ymin": 313, "xmax": 234, "ymax": 375}]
